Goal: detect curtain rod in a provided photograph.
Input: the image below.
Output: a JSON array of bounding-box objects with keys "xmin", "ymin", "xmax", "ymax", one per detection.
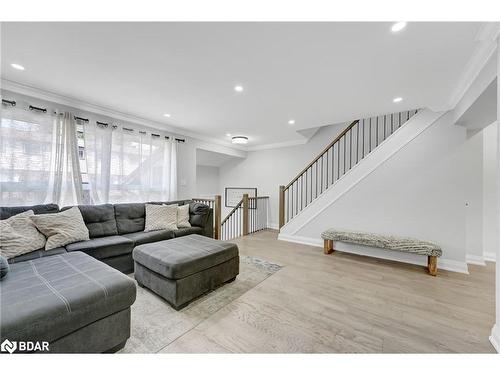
[
  {"xmin": 2, "ymin": 99, "xmax": 16, "ymax": 107},
  {"xmin": 4, "ymin": 97, "xmax": 187, "ymax": 143}
]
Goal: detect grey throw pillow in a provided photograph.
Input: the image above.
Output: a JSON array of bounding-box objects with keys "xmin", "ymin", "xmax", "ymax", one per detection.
[
  {"xmin": 0, "ymin": 210, "xmax": 47, "ymax": 259},
  {"xmin": 0, "ymin": 255, "xmax": 9, "ymax": 279},
  {"xmin": 31, "ymin": 207, "xmax": 90, "ymax": 250}
]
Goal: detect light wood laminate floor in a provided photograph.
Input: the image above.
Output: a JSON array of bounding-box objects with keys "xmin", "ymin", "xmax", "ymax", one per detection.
[{"xmin": 161, "ymin": 230, "xmax": 495, "ymax": 353}]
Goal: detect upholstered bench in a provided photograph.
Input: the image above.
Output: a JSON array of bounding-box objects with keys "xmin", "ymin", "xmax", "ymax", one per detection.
[
  {"xmin": 132, "ymin": 234, "xmax": 239, "ymax": 309},
  {"xmin": 321, "ymin": 229, "xmax": 442, "ymax": 276}
]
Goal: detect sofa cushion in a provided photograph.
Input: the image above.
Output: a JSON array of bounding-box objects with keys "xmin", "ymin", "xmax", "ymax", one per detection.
[
  {"xmin": 177, "ymin": 204, "xmax": 191, "ymax": 228},
  {"xmin": 65, "ymin": 236, "xmax": 134, "ymax": 260},
  {"xmin": 0, "ymin": 203, "xmax": 59, "ymax": 220},
  {"xmin": 0, "ymin": 255, "xmax": 8, "ymax": 279},
  {"xmin": 0, "ymin": 251, "xmax": 136, "ymax": 343},
  {"xmin": 114, "ymin": 203, "xmax": 145, "ymax": 234},
  {"xmin": 173, "ymin": 226, "xmax": 203, "ymax": 238},
  {"xmin": 63, "ymin": 204, "xmax": 118, "ymax": 238},
  {"xmin": 122, "ymin": 230, "xmax": 174, "ymax": 246},
  {"xmin": 31, "ymin": 207, "xmax": 90, "ymax": 250},
  {"xmin": 144, "ymin": 204, "xmax": 178, "ymax": 232},
  {"xmin": 8, "ymin": 247, "xmax": 67, "ymax": 264},
  {"xmin": 133, "ymin": 234, "xmax": 239, "ymax": 279},
  {"xmin": 189, "ymin": 202, "xmax": 210, "ymax": 228},
  {"xmin": 0, "ymin": 210, "xmax": 47, "ymax": 259}
]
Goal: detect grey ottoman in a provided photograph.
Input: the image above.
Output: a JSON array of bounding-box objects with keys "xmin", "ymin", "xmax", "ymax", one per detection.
[{"xmin": 132, "ymin": 234, "xmax": 239, "ymax": 310}]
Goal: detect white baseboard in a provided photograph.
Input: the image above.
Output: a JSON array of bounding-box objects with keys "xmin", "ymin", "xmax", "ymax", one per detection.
[
  {"xmin": 490, "ymin": 324, "xmax": 500, "ymax": 353},
  {"xmin": 484, "ymin": 252, "xmax": 497, "ymax": 262},
  {"xmin": 267, "ymin": 222, "xmax": 279, "ymax": 230},
  {"xmin": 466, "ymin": 254, "xmax": 486, "ymax": 266},
  {"xmin": 278, "ymin": 233, "xmax": 469, "ymax": 274}
]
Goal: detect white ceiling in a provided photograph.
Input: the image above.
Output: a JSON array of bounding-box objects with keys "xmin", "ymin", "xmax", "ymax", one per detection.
[{"xmin": 0, "ymin": 22, "xmax": 485, "ymax": 148}]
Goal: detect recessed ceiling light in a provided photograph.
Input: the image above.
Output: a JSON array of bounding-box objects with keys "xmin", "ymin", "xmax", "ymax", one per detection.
[
  {"xmin": 393, "ymin": 97, "xmax": 403, "ymax": 103},
  {"xmin": 226, "ymin": 133, "xmax": 231, "ymax": 137},
  {"xmin": 391, "ymin": 22, "xmax": 407, "ymax": 32},
  {"xmin": 11, "ymin": 63, "xmax": 25, "ymax": 71},
  {"xmin": 231, "ymin": 136, "xmax": 248, "ymax": 144},
  {"xmin": 234, "ymin": 85, "xmax": 244, "ymax": 92},
  {"xmin": 163, "ymin": 113, "xmax": 171, "ymax": 118},
  {"xmin": 288, "ymin": 119, "xmax": 295, "ymax": 125}
]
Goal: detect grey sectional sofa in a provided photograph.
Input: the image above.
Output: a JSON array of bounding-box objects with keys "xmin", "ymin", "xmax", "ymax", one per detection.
[{"xmin": 0, "ymin": 200, "xmax": 213, "ymax": 353}]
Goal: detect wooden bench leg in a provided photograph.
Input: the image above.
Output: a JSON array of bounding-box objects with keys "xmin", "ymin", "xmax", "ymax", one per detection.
[
  {"xmin": 427, "ymin": 256, "xmax": 437, "ymax": 276},
  {"xmin": 324, "ymin": 239, "xmax": 334, "ymax": 254}
]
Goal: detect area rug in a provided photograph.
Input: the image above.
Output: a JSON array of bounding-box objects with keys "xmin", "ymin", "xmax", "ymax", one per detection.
[{"xmin": 119, "ymin": 256, "xmax": 282, "ymax": 353}]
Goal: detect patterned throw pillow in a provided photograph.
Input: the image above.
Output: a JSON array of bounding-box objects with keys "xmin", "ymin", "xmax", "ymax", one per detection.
[
  {"xmin": 177, "ymin": 204, "xmax": 191, "ymax": 228},
  {"xmin": 30, "ymin": 207, "xmax": 90, "ymax": 250},
  {"xmin": 144, "ymin": 204, "xmax": 178, "ymax": 232},
  {"xmin": 0, "ymin": 210, "xmax": 47, "ymax": 259}
]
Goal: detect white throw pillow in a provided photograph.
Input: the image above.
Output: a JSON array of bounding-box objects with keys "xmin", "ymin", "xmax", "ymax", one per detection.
[
  {"xmin": 0, "ymin": 210, "xmax": 47, "ymax": 259},
  {"xmin": 144, "ymin": 204, "xmax": 178, "ymax": 232},
  {"xmin": 177, "ymin": 204, "xmax": 191, "ymax": 228},
  {"xmin": 30, "ymin": 207, "xmax": 90, "ymax": 250}
]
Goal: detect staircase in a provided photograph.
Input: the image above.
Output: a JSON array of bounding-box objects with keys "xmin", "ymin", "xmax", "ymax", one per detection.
[{"xmin": 278, "ymin": 109, "xmax": 420, "ymax": 229}]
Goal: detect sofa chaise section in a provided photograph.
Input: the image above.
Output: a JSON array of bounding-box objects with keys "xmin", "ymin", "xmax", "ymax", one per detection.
[{"xmin": 0, "ymin": 251, "xmax": 136, "ymax": 353}]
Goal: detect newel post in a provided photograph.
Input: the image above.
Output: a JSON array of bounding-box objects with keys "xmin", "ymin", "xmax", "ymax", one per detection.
[
  {"xmin": 279, "ymin": 185, "xmax": 285, "ymax": 230},
  {"xmin": 214, "ymin": 195, "xmax": 221, "ymax": 240},
  {"xmin": 242, "ymin": 193, "xmax": 249, "ymax": 236}
]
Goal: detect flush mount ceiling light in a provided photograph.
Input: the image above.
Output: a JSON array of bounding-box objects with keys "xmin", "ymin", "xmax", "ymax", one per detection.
[
  {"xmin": 163, "ymin": 113, "xmax": 171, "ymax": 118},
  {"xmin": 393, "ymin": 97, "xmax": 403, "ymax": 103},
  {"xmin": 234, "ymin": 85, "xmax": 244, "ymax": 92},
  {"xmin": 288, "ymin": 119, "xmax": 295, "ymax": 125},
  {"xmin": 11, "ymin": 63, "xmax": 25, "ymax": 70},
  {"xmin": 231, "ymin": 136, "xmax": 248, "ymax": 144},
  {"xmin": 391, "ymin": 22, "xmax": 407, "ymax": 32},
  {"xmin": 226, "ymin": 133, "xmax": 232, "ymax": 137}
]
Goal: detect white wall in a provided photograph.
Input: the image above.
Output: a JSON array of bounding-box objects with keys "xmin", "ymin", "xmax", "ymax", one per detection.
[
  {"xmin": 483, "ymin": 122, "xmax": 498, "ymax": 261},
  {"xmin": 464, "ymin": 130, "xmax": 485, "ymax": 264},
  {"xmin": 177, "ymin": 138, "xmax": 246, "ymax": 201},
  {"xmin": 492, "ymin": 42, "xmax": 500, "ymax": 353},
  {"xmin": 284, "ymin": 112, "xmax": 469, "ymax": 271},
  {"xmin": 196, "ymin": 165, "xmax": 220, "ymax": 198}
]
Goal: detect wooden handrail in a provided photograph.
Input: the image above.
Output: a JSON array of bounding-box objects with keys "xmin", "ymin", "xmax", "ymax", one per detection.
[
  {"xmin": 248, "ymin": 196, "xmax": 270, "ymax": 199},
  {"xmin": 285, "ymin": 119, "xmax": 359, "ymax": 190},
  {"xmin": 214, "ymin": 195, "xmax": 221, "ymax": 239},
  {"xmin": 221, "ymin": 199, "xmax": 243, "ymax": 226}
]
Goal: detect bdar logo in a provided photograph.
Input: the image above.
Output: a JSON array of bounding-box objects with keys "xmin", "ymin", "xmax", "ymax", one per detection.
[{"xmin": 1, "ymin": 339, "xmax": 17, "ymax": 354}]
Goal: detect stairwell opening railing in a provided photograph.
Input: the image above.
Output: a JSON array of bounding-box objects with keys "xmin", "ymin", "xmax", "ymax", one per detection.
[
  {"xmin": 220, "ymin": 194, "xmax": 270, "ymax": 241},
  {"xmin": 278, "ymin": 109, "xmax": 418, "ymax": 229}
]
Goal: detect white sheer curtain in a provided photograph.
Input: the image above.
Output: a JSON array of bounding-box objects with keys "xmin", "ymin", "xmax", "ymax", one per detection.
[
  {"xmin": 0, "ymin": 106, "xmax": 55, "ymax": 205},
  {"xmin": 108, "ymin": 127, "xmax": 177, "ymax": 203},
  {"xmin": 83, "ymin": 121, "xmax": 112, "ymax": 204},
  {"xmin": 0, "ymin": 107, "xmax": 82, "ymax": 206},
  {"xmin": 46, "ymin": 112, "xmax": 83, "ymax": 207}
]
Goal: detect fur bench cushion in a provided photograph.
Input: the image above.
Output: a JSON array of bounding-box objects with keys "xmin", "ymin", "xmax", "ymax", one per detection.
[{"xmin": 321, "ymin": 229, "xmax": 442, "ymax": 257}]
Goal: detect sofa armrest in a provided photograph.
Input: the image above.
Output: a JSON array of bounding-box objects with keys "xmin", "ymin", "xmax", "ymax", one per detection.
[{"xmin": 188, "ymin": 203, "xmax": 213, "ymax": 238}]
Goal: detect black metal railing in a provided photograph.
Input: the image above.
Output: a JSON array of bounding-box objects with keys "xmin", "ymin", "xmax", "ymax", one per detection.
[
  {"xmin": 221, "ymin": 199, "xmax": 244, "ymax": 241},
  {"xmin": 220, "ymin": 195, "xmax": 269, "ymax": 241},
  {"xmin": 248, "ymin": 196, "xmax": 269, "ymax": 234},
  {"xmin": 279, "ymin": 109, "xmax": 418, "ymax": 228}
]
